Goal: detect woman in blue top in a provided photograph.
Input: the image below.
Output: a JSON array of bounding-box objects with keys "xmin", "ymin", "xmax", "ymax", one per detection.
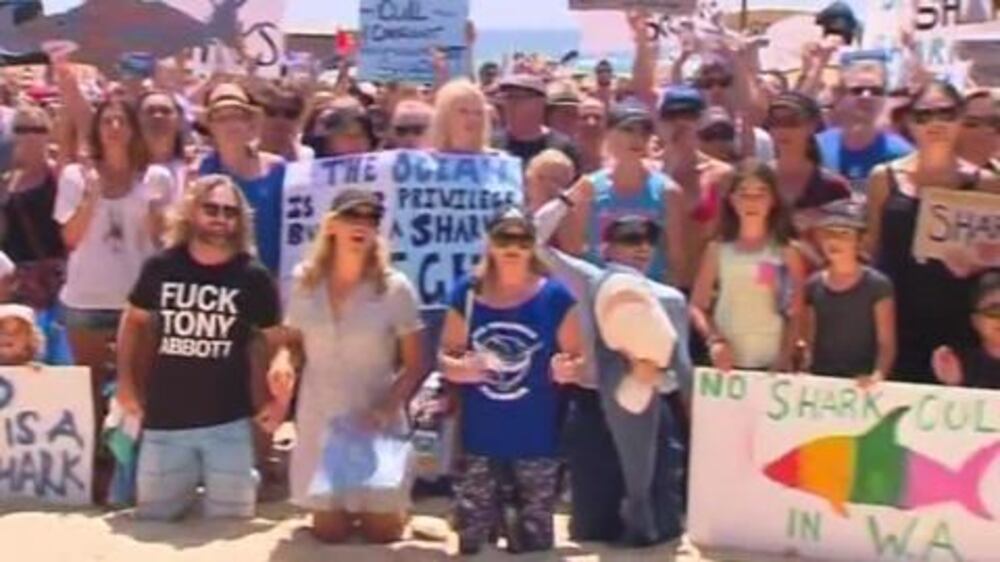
[
  {"xmin": 438, "ymin": 206, "xmax": 583, "ymax": 555},
  {"xmin": 561, "ymin": 101, "xmax": 684, "ymax": 284}
]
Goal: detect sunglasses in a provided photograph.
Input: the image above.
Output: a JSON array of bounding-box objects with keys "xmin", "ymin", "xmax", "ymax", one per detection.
[
  {"xmin": 962, "ymin": 116, "xmax": 1000, "ymax": 130},
  {"xmin": 610, "ymin": 232, "xmax": 656, "ymax": 247},
  {"xmin": 698, "ymin": 126, "xmax": 736, "ymax": 142},
  {"xmin": 766, "ymin": 115, "xmax": 807, "ymax": 129},
  {"xmin": 201, "ymin": 202, "xmax": 240, "ymax": 220},
  {"xmin": 265, "ymin": 106, "xmax": 301, "ymax": 120},
  {"xmin": 13, "ymin": 125, "xmax": 49, "ymax": 135},
  {"xmin": 848, "ymin": 86, "xmax": 886, "ymax": 98},
  {"xmin": 911, "ymin": 106, "xmax": 960, "ymax": 125},
  {"xmin": 974, "ymin": 306, "xmax": 1000, "ymax": 319},
  {"xmin": 339, "ymin": 207, "xmax": 383, "ymax": 227},
  {"xmin": 490, "ymin": 231, "xmax": 534, "ymax": 249},
  {"xmin": 696, "ymin": 77, "xmax": 733, "ymax": 90},
  {"xmin": 393, "ymin": 124, "xmax": 427, "ymax": 137}
]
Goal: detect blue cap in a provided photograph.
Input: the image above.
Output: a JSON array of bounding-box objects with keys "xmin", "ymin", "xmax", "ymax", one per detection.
[{"xmin": 658, "ymin": 86, "xmax": 705, "ymax": 118}]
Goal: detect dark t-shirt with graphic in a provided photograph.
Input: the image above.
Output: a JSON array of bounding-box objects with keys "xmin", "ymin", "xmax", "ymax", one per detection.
[{"xmin": 129, "ymin": 246, "xmax": 280, "ymax": 430}]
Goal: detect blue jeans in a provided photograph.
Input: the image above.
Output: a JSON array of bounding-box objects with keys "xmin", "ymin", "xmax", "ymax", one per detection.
[
  {"xmin": 136, "ymin": 418, "xmax": 257, "ymax": 520},
  {"xmin": 598, "ymin": 367, "xmax": 685, "ymax": 545}
]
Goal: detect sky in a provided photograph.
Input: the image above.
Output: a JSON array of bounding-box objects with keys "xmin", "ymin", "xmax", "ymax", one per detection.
[{"xmin": 40, "ymin": 0, "xmax": 859, "ymax": 30}]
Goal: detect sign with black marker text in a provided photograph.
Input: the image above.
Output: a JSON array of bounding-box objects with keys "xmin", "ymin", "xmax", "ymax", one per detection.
[
  {"xmin": 912, "ymin": 188, "xmax": 1000, "ymax": 268},
  {"xmin": 358, "ymin": 0, "xmax": 469, "ymax": 82}
]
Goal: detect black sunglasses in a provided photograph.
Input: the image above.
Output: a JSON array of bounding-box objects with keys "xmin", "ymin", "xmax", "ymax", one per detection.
[
  {"xmin": 911, "ymin": 106, "xmax": 960, "ymax": 125},
  {"xmin": 610, "ymin": 232, "xmax": 656, "ymax": 247},
  {"xmin": 699, "ymin": 125, "xmax": 736, "ymax": 142},
  {"xmin": 265, "ymin": 106, "xmax": 301, "ymax": 120},
  {"xmin": 340, "ymin": 207, "xmax": 383, "ymax": 226},
  {"xmin": 696, "ymin": 76, "xmax": 733, "ymax": 90},
  {"xmin": 201, "ymin": 202, "xmax": 240, "ymax": 220},
  {"xmin": 766, "ymin": 114, "xmax": 807, "ymax": 129},
  {"xmin": 490, "ymin": 230, "xmax": 534, "ymax": 249},
  {"xmin": 13, "ymin": 125, "xmax": 49, "ymax": 135},
  {"xmin": 974, "ymin": 305, "xmax": 1000, "ymax": 319},
  {"xmin": 963, "ymin": 116, "xmax": 1000, "ymax": 131},
  {"xmin": 848, "ymin": 86, "xmax": 886, "ymax": 98},
  {"xmin": 393, "ymin": 124, "xmax": 427, "ymax": 137}
]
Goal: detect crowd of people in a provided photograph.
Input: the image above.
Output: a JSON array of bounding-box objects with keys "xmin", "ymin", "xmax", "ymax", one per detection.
[{"xmin": 0, "ymin": 6, "xmax": 998, "ymax": 556}]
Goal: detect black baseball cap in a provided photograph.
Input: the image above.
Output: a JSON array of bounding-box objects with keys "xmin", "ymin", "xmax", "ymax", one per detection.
[
  {"xmin": 608, "ymin": 102, "xmax": 654, "ymax": 133},
  {"xmin": 487, "ymin": 205, "xmax": 536, "ymax": 237},
  {"xmin": 659, "ymin": 85, "xmax": 706, "ymax": 118},
  {"xmin": 603, "ymin": 215, "xmax": 661, "ymax": 245}
]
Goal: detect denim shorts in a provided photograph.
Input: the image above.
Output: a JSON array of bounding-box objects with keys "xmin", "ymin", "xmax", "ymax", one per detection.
[
  {"xmin": 136, "ymin": 418, "xmax": 258, "ymax": 520},
  {"xmin": 61, "ymin": 305, "xmax": 121, "ymax": 331}
]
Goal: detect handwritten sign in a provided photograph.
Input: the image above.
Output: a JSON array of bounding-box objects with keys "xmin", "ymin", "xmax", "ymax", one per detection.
[
  {"xmin": 358, "ymin": 0, "xmax": 468, "ymax": 83},
  {"xmin": 689, "ymin": 368, "xmax": 1000, "ymax": 562},
  {"xmin": 569, "ymin": 0, "xmax": 696, "ymax": 13},
  {"xmin": 912, "ymin": 188, "xmax": 1000, "ymax": 268},
  {"xmin": 281, "ymin": 151, "xmax": 523, "ymax": 305},
  {"xmin": 0, "ymin": 367, "xmax": 94, "ymax": 506}
]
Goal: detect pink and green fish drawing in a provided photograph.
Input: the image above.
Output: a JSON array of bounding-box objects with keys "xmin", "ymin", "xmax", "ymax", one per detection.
[{"xmin": 763, "ymin": 406, "xmax": 1000, "ymax": 518}]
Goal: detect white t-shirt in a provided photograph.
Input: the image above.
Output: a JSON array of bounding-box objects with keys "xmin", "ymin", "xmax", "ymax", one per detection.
[{"xmin": 54, "ymin": 164, "xmax": 175, "ymax": 310}]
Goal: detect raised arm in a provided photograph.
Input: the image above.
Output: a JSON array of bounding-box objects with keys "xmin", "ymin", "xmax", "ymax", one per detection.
[{"xmin": 628, "ymin": 10, "xmax": 658, "ymax": 110}]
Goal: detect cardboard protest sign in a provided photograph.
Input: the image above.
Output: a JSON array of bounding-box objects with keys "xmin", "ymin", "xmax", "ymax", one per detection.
[
  {"xmin": 912, "ymin": 188, "xmax": 1000, "ymax": 268},
  {"xmin": 358, "ymin": 0, "xmax": 468, "ymax": 83},
  {"xmin": 689, "ymin": 368, "xmax": 1000, "ymax": 562},
  {"xmin": 569, "ymin": 0, "xmax": 696, "ymax": 13},
  {"xmin": 0, "ymin": 0, "xmax": 284, "ymax": 75},
  {"xmin": 0, "ymin": 367, "xmax": 94, "ymax": 506},
  {"xmin": 281, "ymin": 151, "xmax": 523, "ymax": 305}
]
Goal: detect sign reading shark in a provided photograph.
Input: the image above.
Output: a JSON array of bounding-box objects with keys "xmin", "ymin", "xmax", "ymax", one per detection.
[{"xmin": 0, "ymin": 0, "xmax": 284, "ymax": 73}]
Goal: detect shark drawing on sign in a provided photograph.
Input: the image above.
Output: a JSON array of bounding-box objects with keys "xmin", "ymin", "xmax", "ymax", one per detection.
[
  {"xmin": 763, "ymin": 406, "xmax": 1000, "ymax": 519},
  {"xmin": 0, "ymin": 0, "xmax": 275, "ymax": 71}
]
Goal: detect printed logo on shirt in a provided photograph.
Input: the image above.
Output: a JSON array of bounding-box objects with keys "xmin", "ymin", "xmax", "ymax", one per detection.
[
  {"xmin": 471, "ymin": 321, "xmax": 541, "ymax": 401},
  {"xmin": 158, "ymin": 282, "xmax": 239, "ymax": 360}
]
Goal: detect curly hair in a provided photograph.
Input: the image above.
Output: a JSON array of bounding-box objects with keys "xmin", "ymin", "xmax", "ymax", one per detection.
[{"xmin": 163, "ymin": 174, "xmax": 256, "ymax": 255}]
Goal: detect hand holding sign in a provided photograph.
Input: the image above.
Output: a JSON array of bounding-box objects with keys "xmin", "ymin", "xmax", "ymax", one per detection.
[{"xmin": 932, "ymin": 346, "xmax": 965, "ymax": 386}]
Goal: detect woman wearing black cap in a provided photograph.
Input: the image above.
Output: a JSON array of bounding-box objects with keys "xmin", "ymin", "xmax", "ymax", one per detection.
[
  {"xmin": 302, "ymin": 97, "xmax": 377, "ymax": 158},
  {"xmin": 438, "ymin": 206, "xmax": 583, "ymax": 554},
  {"xmin": 274, "ymin": 189, "xmax": 426, "ymax": 544}
]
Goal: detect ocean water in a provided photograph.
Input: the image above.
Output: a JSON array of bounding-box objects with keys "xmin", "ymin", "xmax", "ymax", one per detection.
[{"xmin": 475, "ymin": 28, "xmax": 633, "ymax": 72}]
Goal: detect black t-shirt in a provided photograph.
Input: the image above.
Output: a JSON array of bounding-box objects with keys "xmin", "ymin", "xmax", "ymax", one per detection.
[
  {"xmin": 129, "ymin": 246, "xmax": 280, "ymax": 430},
  {"xmin": 492, "ymin": 128, "xmax": 582, "ymax": 172},
  {"xmin": 2, "ymin": 174, "xmax": 66, "ymax": 261},
  {"xmin": 959, "ymin": 347, "xmax": 1000, "ymax": 390}
]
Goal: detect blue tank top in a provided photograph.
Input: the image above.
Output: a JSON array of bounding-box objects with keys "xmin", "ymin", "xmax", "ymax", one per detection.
[
  {"xmin": 199, "ymin": 152, "xmax": 286, "ymax": 274},
  {"xmin": 447, "ymin": 276, "xmax": 576, "ymax": 459},
  {"xmin": 585, "ymin": 169, "xmax": 671, "ymax": 281}
]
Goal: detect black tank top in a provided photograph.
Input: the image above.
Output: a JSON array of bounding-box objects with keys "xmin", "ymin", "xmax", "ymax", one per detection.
[{"xmin": 2, "ymin": 173, "xmax": 66, "ymax": 262}]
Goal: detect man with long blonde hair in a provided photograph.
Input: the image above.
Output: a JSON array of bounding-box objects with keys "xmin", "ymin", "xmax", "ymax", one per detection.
[{"xmin": 116, "ymin": 174, "xmax": 286, "ymax": 521}]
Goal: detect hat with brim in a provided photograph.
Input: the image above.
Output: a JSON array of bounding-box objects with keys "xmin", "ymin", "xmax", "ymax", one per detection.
[
  {"xmin": 329, "ymin": 189, "xmax": 385, "ymax": 215},
  {"xmin": 487, "ymin": 206, "xmax": 536, "ymax": 237},
  {"xmin": 607, "ymin": 102, "xmax": 654, "ymax": 133},
  {"xmin": 659, "ymin": 85, "xmax": 706, "ymax": 118},
  {"xmin": 815, "ymin": 199, "xmax": 866, "ymax": 231},
  {"xmin": 769, "ymin": 92, "xmax": 822, "ymax": 121},
  {"xmin": 603, "ymin": 215, "xmax": 661, "ymax": 244},
  {"xmin": 205, "ymin": 83, "xmax": 260, "ymax": 120},
  {"xmin": 0, "ymin": 304, "xmax": 36, "ymax": 329},
  {"xmin": 499, "ymin": 74, "xmax": 547, "ymax": 97}
]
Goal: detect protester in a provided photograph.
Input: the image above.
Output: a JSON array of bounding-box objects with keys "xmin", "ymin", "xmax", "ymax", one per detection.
[
  {"xmin": 438, "ymin": 206, "xmax": 583, "ymax": 555},
  {"xmin": 257, "ymin": 83, "xmax": 313, "ymax": 162},
  {"xmin": 932, "ymin": 271, "xmax": 1000, "ymax": 390},
  {"xmin": 0, "ymin": 303, "xmax": 44, "ymax": 366},
  {"xmin": 136, "ymin": 90, "xmax": 188, "ymax": 189},
  {"xmin": 593, "ymin": 59, "xmax": 615, "ymax": 106},
  {"xmin": 533, "ymin": 180, "xmax": 690, "ymax": 546},
  {"xmin": 493, "ymin": 74, "xmax": 581, "ymax": 170},
  {"xmin": 816, "ymin": 58, "xmax": 913, "ymax": 196},
  {"xmin": 303, "ymin": 97, "xmax": 377, "ymax": 158},
  {"xmin": 689, "ymin": 55, "xmax": 775, "ymax": 161},
  {"xmin": 197, "ymin": 82, "xmax": 285, "ymax": 275},
  {"xmin": 117, "ymin": 175, "xmax": 284, "ymax": 520},
  {"xmin": 274, "ymin": 189, "xmax": 425, "ymax": 543},
  {"xmin": 958, "ymin": 89, "xmax": 999, "ymax": 173},
  {"xmin": 697, "ymin": 106, "xmax": 739, "ymax": 164},
  {"xmin": 545, "ymin": 80, "xmax": 582, "ymax": 140},
  {"xmin": 866, "ymin": 79, "xmax": 997, "ymax": 382},
  {"xmin": 2, "ymin": 105, "xmax": 66, "ymax": 311},
  {"xmin": 524, "ymin": 149, "xmax": 575, "ymax": 213},
  {"xmin": 577, "ymin": 96, "xmax": 607, "ymax": 175},
  {"xmin": 384, "ymin": 99, "xmax": 433, "ymax": 150},
  {"xmin": 478, "ymin": 62, "xmax": 500, "ymax": 89},
  {"xmin": 429, "ymin": 79, "xmax": 491, "ymax": 152},
  {"xmin": 0, "ymin": 78, "xmax": 14, "ymax": 176},
  {"xmin": 804, "ymin": 199, "xmax": 895, "ymax": 381},
  {"xmin": 690, "ymin": 160, "xmax": 805, "ymax": 372},
  {"xmin": 562, "ymin": 102, "xmax": 684, "ymax": 285}
]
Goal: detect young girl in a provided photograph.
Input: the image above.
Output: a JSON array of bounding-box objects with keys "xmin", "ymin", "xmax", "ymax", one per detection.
[
  {"xmin": 438, "ymin": 206, "xmax": 582, "ymax": 555},
  {"xmin": 691, "ymin": 160, "xmax": 805, "ymax": 372},
  {"xmin": 803, "ymin": 200, "xmax": 896, "ymax": 383},
  {"xmin": 0, "ymin": 304, "xmax": 44, "ymax": 366},
  {"xmin": 933, "ymin": 271, "xmax": 1000, "ymax": 390}
]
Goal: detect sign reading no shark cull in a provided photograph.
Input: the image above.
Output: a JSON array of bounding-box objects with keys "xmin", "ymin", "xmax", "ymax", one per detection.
[
  {"xmin": 358, "ymin": 0, "xmax": 469, "ymax": 83},
  {"xmin": 568, "ymin": 0, "xmax": 696, "ymax": 13},
  {"xmin": 912, "ymin": 188, "xmax": 1000, "ymax": 268},
  {"xmin": 281, "ymin": 151, "xmax": 523, "ymax": 305},
  {"xmin": 0, "ymin": 367, "xmax": 94, "ymax": 506},
  {"xmin": 688, "ymin": 368, "xmax": 1000, "ymax": 562}
]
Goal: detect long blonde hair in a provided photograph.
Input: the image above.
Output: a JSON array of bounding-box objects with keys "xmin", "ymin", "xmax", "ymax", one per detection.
[
  {"xmin": 295, "ymin": 211, "xmax": 392, "ymax": 294},
  {"xmin": 163, "ymin": 174, "xmax": 256, "ymax": 254},
  {"xmin": 429, "ymin": 78, "xmax": 492, "ymax": 152}
]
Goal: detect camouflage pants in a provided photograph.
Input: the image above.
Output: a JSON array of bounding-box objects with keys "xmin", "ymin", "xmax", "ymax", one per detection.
[{"xmin": 453, "ymin": 455, "xmax": 560, "ymax": 554}]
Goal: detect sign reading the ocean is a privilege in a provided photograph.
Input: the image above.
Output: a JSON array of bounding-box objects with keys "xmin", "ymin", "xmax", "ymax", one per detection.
[
  {"xmin": 689, "ymin": 368, "xmax": 1000, "ymax": 562},
  {"xmin": 568, "ymin": 0, "xmax": 696, "ymax": 13},
  {"xmin": 912, "ymin": 188, "xmax": 1000, "ymax": 268}
]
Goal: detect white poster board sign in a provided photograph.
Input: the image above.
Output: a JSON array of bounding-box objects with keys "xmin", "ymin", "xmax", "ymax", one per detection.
[
  {"xmin": 689, "ymin": 368, "xmax": 1000, "ymax": 562},
  {"xmin": 569, "ymin": 0, "xmax": 696, "ymax": 13},
  {"xmin": 281, "ymin": 151, "xmax": 523, "ymax": 305},
  {"xmin": 0, "ymin": 367, "xmax": 94, "ymax": 506},
  {"xmin": 912, "ymin": 188, "xmax": 1000, "ymax": 268},
  {"xmin": 358, "ymin": 0, "xmax": 469, "ymax": 83}
]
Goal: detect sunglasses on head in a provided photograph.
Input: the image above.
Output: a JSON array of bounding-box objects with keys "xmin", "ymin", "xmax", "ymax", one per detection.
[
  {"xmin": 697, "ymin": 76, "xmax": 733, "ymax": 90},
  {"xmin": 490, "ymin": 230, "xmax": 534, "ymax": 249},
  {"xmin": 848, "ymin": 85, "xmax": 886, "ymax": 98},
  {"xmin": 201, "ymin": 202, "xmax": 240, "ymax": 220},
  {"xmin": 339, "ymin": 207, "xmax": 383, "ymax": 226},
  {"xmin": 265, "ymin": 106, "xmax": 301, "ymax": 120},
  {"xmin": 911, "ymin": 106, "xmax": 960, "ymax": 125},
  {"xmin": 13, "ymin": 125, "xmax": 48, "ymax": 135},
  {"xmin": 393, "ymin": 124, "xmax": 427, "ymax": 137},
  {"xmin": 962, "ymin": 115, "xmax": 1000, "ymax": 131}
]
